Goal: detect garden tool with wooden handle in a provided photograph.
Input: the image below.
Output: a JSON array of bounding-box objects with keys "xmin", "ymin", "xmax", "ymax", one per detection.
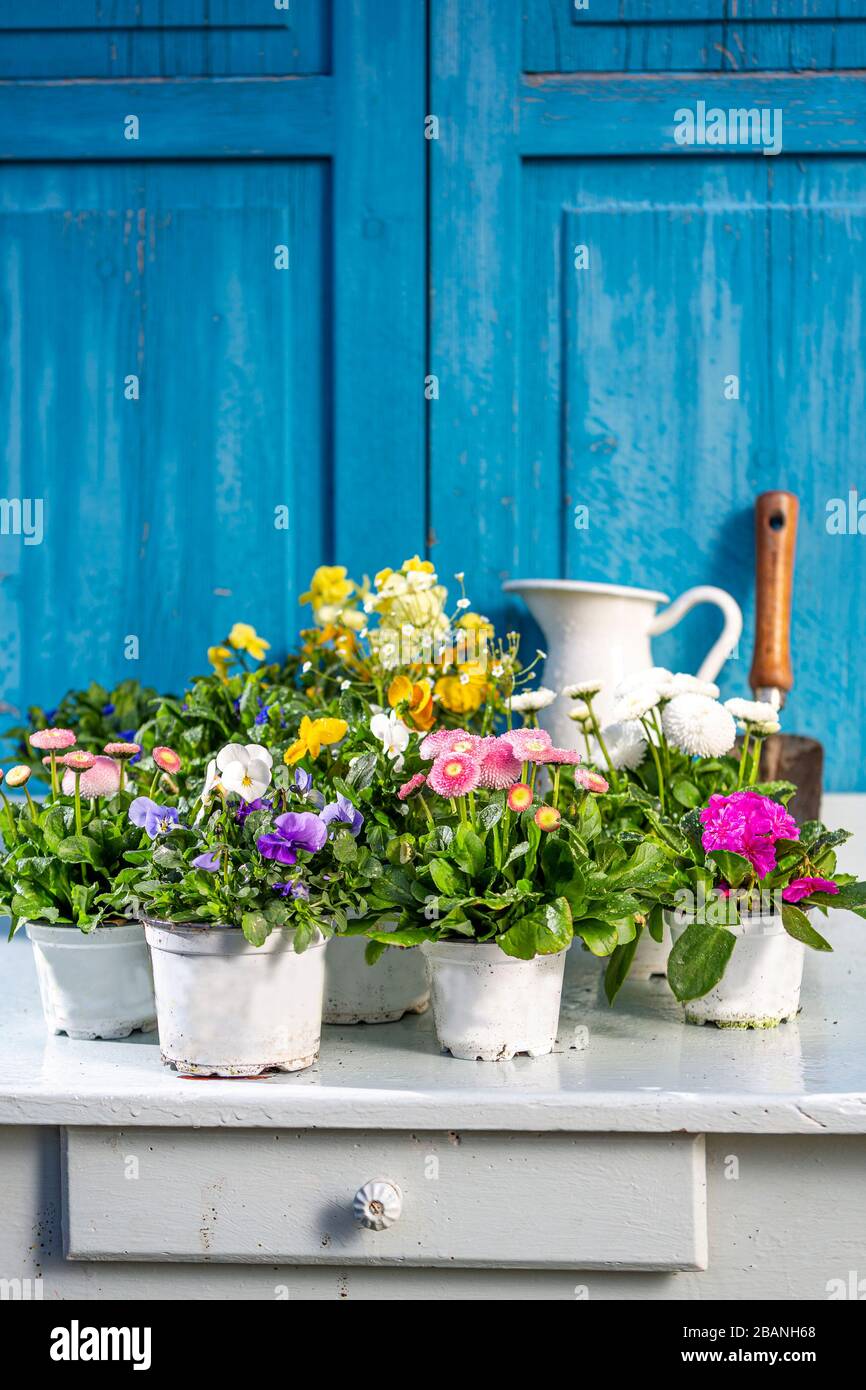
[{"xmin": 749, "ymin": 490, "xmax": 823, "ymax": 824}]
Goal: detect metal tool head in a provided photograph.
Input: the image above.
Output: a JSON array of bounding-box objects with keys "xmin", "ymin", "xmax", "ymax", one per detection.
[{"xmin": 752, "ymin": 685, "xmax": 785, "ymax": 711}]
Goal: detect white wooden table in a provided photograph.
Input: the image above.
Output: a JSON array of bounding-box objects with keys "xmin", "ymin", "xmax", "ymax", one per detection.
[{"xmin": 2, "ymin": 795, "xmax": 865, "ymax": 1301}]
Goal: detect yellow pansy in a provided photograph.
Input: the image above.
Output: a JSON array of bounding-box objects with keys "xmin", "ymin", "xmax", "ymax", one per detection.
[
  {"xmin": 228, "ymin": 623, "xmax": 271, "ymax": 662},
  {"xmin": 434, "ymin": 662, "xmax": 488, "ymax": 715},
  {"xmin": 457, "ymin": 611, "xmax": 495, "ymax": 641},
  {"xmin": 284, "ymin": 715, "xmax": 348, "ymax": 765},
  {"xmin": 387, "ymin": 675, "xmax": 436, "ymax": 731},
  {"xmin": 208, "ymin": 645, "xmax": 233, "ymax": 681},
  {"xmin": 300, "ymin": 565, "xmax": 355, "ymax": 614}
]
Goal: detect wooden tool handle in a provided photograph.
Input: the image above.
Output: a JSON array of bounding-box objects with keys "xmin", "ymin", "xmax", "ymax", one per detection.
[{"xmin": 749, "ymin": 491, "xmax": 799, "ymax": 695}]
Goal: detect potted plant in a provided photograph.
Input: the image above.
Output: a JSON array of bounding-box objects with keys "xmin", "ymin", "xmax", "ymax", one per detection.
[
  {"xmin": 566, "ymin": 673, "xmax": 792, "ymax": 982},
  {"xmin": 6, "ymin": 679, "xmax": 163, "ymax": 779},
  {"xmin": 358, "ymin": 726, "xmax": 669, "ymax": 1060},
  {"xmin": 619, "ymin": 788, "xmax": 866, "ymax": 1028},
  {"xmin": 125, "ymin": 740, "xmax": 371, "ymax": 1076},
  {"xmin": 0, "ymin": 729, "xmax": 160, "ymax": 1039}
]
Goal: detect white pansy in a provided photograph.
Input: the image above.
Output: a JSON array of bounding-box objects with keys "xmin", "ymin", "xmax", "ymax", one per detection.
[
  {"xmin": 662, "ymin": 694, "xmax": 736, "ymax": 758},
  {"xmin": 613, "ymin": 684, "xmax": 661, "ymax": 721},
  {"xmin": 599, "ymin": 719, "xmax": 648, "ymax": 771},
  {"xmin": 668, "ymin": 672, "xmax": 720, "ymax": 699},
  {"xmin": 561, "ymin": 679, "xmax": 603, "ymax": 699},
  {"xmin": 370, "ymin": 710, "xmax": 410, "ymax": 762},
  {"xmin": 724, "ymin": 697, "xmax": 779, "ymax": 726},
  {"xmin": 214, "ymin": 743, "xmax": 273, "ymax": 803},
  {"xmin": 216, "ymin": 742, "xmax": 273, "ymax": 772},
  {"xmin": 507, "ymin": 687, "xmax": 557, "ymax": 713}
]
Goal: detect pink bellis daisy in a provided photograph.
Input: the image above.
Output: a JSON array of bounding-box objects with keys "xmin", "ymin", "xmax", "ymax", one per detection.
[
  {"xmin": 575, "ymin": 768, "xmax": 609, "ymax": 793},
  {"xmin": 534, "ymin": 805, "xmax": 562, "ymax": 832},
  {"xmin": 398, "ymin": 772, "xmax": 427, "ymax": 800},
  {"xmin": 62, "ymin": 755, "xmax": 122, "ymax": 799},
  {"xmin": 153, "ymin": 746, "xmax": 181, "ymax": 774},
  {"xmin": 28, "ymin": 728, "xmax": 76, "ymax": 752},
  {"xmin": 477, "ymin": 737, "xmax": 522, "ymax": 790},
  {"xmin": 427, "ymin": 751, "xmax": 481, "ymax": 797},
  {"xmin": 507, "ymin": 783, "xmax": 534, "ymax": 813},
  {"xmin": 502, "ymin": 728, "xmax": 554, "ymax": 763}
]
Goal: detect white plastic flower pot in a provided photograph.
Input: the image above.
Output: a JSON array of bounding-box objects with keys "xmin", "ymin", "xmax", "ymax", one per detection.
[
  {"xmin": 143, "ymin": 919, "xmax": 326, "ymax": 1076},
  {"xmin": 26, "ymin": 921, "xmax": 156, "ymax": 1040},
  {"xmin": 631, "ymin": 920, "xmax": 672, "ymax": 979},
  {"xmin": 668, "ymin": 909, "xmax": 805, "ymax": 1029},
  {"xmin": 424, "ymin": 941, "xmax": 566, "ymax": 1061},
  {"xmin": 323, "ymin": 931, "xmax": 430, "ymax": 1025}
]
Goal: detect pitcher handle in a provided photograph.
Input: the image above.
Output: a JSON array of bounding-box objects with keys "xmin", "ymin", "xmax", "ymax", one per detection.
[{"xmin": 648, "ymin": 586, "xmax": 743, "ymax": 683}]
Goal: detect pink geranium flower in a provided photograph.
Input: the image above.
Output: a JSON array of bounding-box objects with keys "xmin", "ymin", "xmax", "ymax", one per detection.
[
  {"xmin": 502, "ymin": 728, "xmax": 554, "ymax": 763},
  {"xmin": 427, "ymin": 751, "xmax": 481, "ymax": 797},
  {"xmin": 700, "ymin": 791, "xmax": 799, "ymax": 880},
  {"xmin": 29, "ymin": 727, "xmax": 76, "ymax": 751},
  {"xmin": 782, "ymin": 877, "xmax": 839, "ymax": 904},
  {"xmin": 477, "ymin": 738, "xmax": 522, "ymax": 789}
]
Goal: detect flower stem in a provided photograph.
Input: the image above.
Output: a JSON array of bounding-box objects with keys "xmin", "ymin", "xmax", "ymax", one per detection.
[
  {"xmin": 24, "ymin": 786, "xmax": 37, "ymax": 819},
  {"xmin": 73, "ymin": 771, "xmax": 83, "ymax": 836},
  {"xmin": 585, "ymin": 697, "xmax": 620, "ymax": 792},
  {"xmin": 552, "ymin": 767, "xmax": 561, "ymax": 810},
  {"xmin": 738, "ymin": 730, "xmax": 751, "ymax": 788},
  {"xmin": 640, "ymin": 717, "xmax": 666, "ymax": 813},
  {"xmin": 0, "ymin": 791, "xmax": 18, "ymax": 844},
  {"xmin": 749, "ymin": 737, "xmax": 763, "ymax": 785},
  {"xmin": 49, "ymin": 751, "xmax": 58, "ymax": 798}
]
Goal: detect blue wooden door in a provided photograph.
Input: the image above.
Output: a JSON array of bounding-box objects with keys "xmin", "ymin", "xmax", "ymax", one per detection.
[
  {"xmin": 0, "ymin": 0, "xmax": 426, "ymax": 715},
  {"xmin": 431, "ymin": 0, "xmax": 866, "ymax": 787}
]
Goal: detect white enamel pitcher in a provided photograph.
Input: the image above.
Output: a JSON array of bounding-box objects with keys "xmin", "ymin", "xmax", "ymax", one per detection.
[{"xmin": 502, "ymin": 579, "xmax": 743, "ymax": 747}]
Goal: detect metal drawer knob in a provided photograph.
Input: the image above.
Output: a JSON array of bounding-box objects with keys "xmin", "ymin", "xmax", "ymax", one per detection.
[{"xmin": 353, "ymin": 1180, "xmax": 403, "ymax": 1231}]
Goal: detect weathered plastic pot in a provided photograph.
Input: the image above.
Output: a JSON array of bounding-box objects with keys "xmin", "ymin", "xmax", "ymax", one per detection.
[
  {"xmin": 143, "ymin": 919, "xmax": 326, "ymax": 1076},
  {"xmin": 26, "ymin": 921, "xmax": 156, "ymax": 1041},
  {"xmin": 668, "ymin": 909, "xmax": 805, "ymax": 1029},
  {"xmin": 423, "ymin": 941, "xmax": 566, "ymax": 1061},
  {"xmin": 631, "ymin": 919, "xmax": 673, "ymax": 979},
  {"xmin": 323, "ymin": 931, "xmax": 430, "ymax": 1025}
]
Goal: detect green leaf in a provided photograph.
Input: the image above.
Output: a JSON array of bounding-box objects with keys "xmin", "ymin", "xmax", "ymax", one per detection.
[
  {"xmin": 707, "ymin": 849, "xmax": 753, "ymax": 889},
  {"xmin": 452, "ymin": 825, "xmax": 486, "ymax": 878},
  {"xmin": 11, "ymin": 892, "xmax": 60, "ymax": 924},
  {"xmin": 477, "ymin": 801, "xmax": 503, "ymax": 831},
  {"xmin": 647, "ymin": 902, "xmax": 665, "ymax": 943},
  {"xmin": 56, "ymin": 835, "xmax": 100, "ymax": 866},
  {"xmin": 609, "ymin": 842, "xmax": 673, "ymax": 892},
  {"xmin": 573, "ymin": 918, "xmax": 619, "ymax": 957},
  {"xmin": 428, "ymin": 858, "xmax": 467, "ymax": 897},
  {"xmin": 604, "ymin": 931, "xmax": 642, "ymax": 1004},
  {"xmin": 366, "ymin": 927, "xmax": 430, "ymax": 947},
  {"xmin": 503, "ymin": 840, "xmax": 529, "ymax": 869},
  {"xmin": 667, "ymin": 923, "xmax": 736, "ymax": 1002},
  {"xmin": 671, "ymin": 777, "xmax": 702, "ymax": 809},
  {"xmin": 578, "ymin": 795, "xmax": 602, "ymax": 841},
  {"xmin": 679, "ymin": 809, "xmax": 705, "ymax": 863},
  {"xmin": 364, "ymin": 938, "xmax": 388, "ymax": 965},
  {"xmin": 346, "ymin": 753, "xmax": 378, "ymax": 790},
  {"xmin": 497, "ymin": 896, "xmax": 573, "ymax": 959},
  {"xmin": 781, "ymin": 903, "xmax": 833, "ymax": 952},
  {"xmin": 241, "ymin": 911, "xmax": 271, "ymax": 947}
]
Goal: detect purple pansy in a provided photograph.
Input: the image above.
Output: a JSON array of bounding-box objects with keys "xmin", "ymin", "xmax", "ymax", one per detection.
[
  {"xmin": 274, "ymin": 880, "xmax": 310, "ymax": 900},
  {"xmin": 236, "ymin": 795, "xmax": 273, "ymax": 825},
  {"xmin": 129, "ymin": 796, "xmax": 181, "ymax": 839},
  {"xmin": 257, "ymin": 811, "xmax": 327, "ymax": 865},
  {"xmin": 321, "ymin": 793, "xmax": 364, "ymax": 838},
  {"xmin": 192, "ymin": 851, "xmax": 221, "ymax": 872},
  {"xmin": 292, "ymin": 767, "xmax": 324, "ymax": 809},
  {"xmin": 102, "ymin": 702, "xmax": 115, "ymax": 716}
]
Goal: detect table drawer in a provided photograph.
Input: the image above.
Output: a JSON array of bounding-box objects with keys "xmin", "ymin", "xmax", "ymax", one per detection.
[{"xmin": 62, "ymin": 1127, "xmax": 707, "ymax": 1270}]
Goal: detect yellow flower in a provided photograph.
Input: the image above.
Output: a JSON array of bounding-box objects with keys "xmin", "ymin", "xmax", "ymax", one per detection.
[
  {"xmin": 402, "ymin": 555, "xmax": 435, "ymax": 575},
  {"xmin": 208, "ymin": 645, "xmax": 233, "ymax": 681},
  {"xmin": 228, "ymin": 623, "xmax": 271, "ymax": 663},
  {"xmin": 284, "ymin": 715, "xmax": 348, "ymax": 765},
  {"xmin": 387, "ymin": 675, "xmax": 436, "ymax": 731},
  {"xmin": 434, "ymin": 663, "xmax": 488, "ymax": 716},
  {"xmin": 300, "ymin": 565, "xmax": 355, "ymax": 616},
  {"xmin": 457, "ymin": 611, "xmax": 495, "ymax": 641},
  {"xmin": 374, "ymin": 567, "xmax": 393, "ymax": 590}
]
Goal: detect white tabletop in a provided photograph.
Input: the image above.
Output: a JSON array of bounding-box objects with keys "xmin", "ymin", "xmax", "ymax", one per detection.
[{"xmin": 2, "ymin": 794, "xmax": 865, "ymax": 1137}]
